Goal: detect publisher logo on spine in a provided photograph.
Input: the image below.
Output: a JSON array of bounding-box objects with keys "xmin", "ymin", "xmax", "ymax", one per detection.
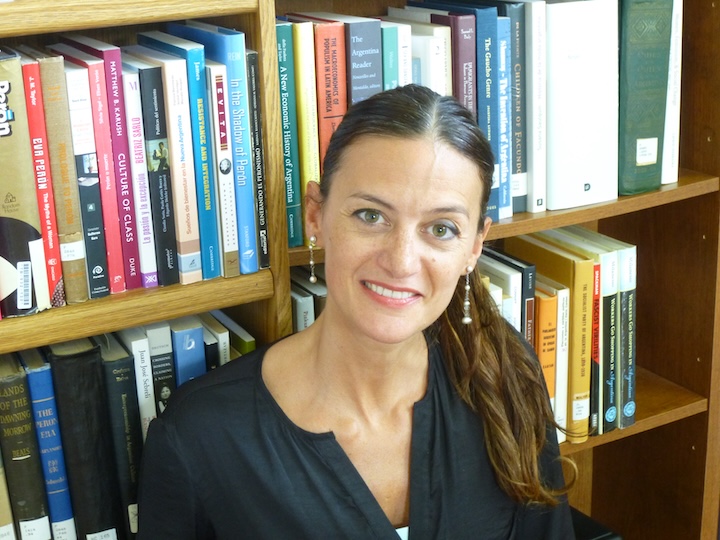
[{"xmin": 0, "ymin": 80, "xmax": 15, "ymax": 137}]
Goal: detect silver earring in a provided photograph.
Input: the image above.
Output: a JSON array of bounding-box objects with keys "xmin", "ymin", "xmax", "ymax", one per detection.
[
  {"xmin": 308, "ymin": 235, "xmax": 317, "ymax": 283},
  {"xmin": 462, "ymin": 266, "xmax": 473, "ymax": 325}
]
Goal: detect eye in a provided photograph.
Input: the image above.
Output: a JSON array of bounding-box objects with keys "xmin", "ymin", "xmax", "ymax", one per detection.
[
  {"xmin": 355, "ymin": 209, "xmax": 385, "ymax": 224},
  {"xmin": 428, "ymin": 221, "xmax": 460, "ymax": 240}
]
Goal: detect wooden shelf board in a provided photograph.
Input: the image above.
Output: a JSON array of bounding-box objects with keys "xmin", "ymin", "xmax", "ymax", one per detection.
[
  {"xmin": 560, "ymin": 366, "xmax": 708, "ymax": 456},
  {"xmin": 0, "ymin": 270, "xmax": 274, "ymax": 354},
  {"xmin": 0, "ymin": 0, "xmax": 258, "ymax": 38}
]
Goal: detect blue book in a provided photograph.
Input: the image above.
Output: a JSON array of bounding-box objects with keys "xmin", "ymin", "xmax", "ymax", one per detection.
[
  {"xmin": 17, "ymin": 348, "xmax": 77, "ymax": 540},
  {"xmin": 408, "ymin": 1, "xmax": 501, "ymax": 222},
  {"xmin": 137, "ymin": 30, "xmax": 222, "ymax": 280},
  {"xmin": 275, "ymin": 20, "xmax": 304, "ymax": 248},
  {"xmin": 169, "ymin": 315, "xmax": 207, "ymax": 386},
  {"xmin": 166, "ymin": 21, "xmax": 259, "ymax": 275},
  {"xmin": 497, "ymin": 16, "xmax": 512, "ymax": 220}
]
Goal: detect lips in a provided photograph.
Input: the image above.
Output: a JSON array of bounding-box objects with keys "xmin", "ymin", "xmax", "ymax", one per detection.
[{"xmin": 363, "ymin": 281, "xmax": 417, "ymax": 300}]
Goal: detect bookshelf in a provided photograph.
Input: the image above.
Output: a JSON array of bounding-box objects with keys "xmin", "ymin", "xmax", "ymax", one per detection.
[
  {"xmin": 1, "ymin": 0, "xmax": 718, "ymax": 538},
  {"xmin": 278, "ymin": 1, "xmax": 720, "ymax": 539}
]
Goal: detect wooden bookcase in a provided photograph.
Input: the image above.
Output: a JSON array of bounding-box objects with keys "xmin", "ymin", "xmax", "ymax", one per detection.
[{"xmin": 1, "ymin": 0, "xmax": 719, "ymax": 539}]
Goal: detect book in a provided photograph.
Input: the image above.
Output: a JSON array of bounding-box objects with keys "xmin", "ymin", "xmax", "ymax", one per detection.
[
  {"xmin": 116, "ymin": 325, "xmax": 156, "ymax": 441},
  {"xmin": 504, "ymin": 233, "xmax": 594, "ymax": 443},
  {"xmin": 0, "ymin": 50, "xmax": 47, "ymax": 318},
  {"xmin": 661, "ymin": 0, "xmax": 683, "ymax": 185},
  {"xmin": 535, "ymin": 273, "xmax": 569, "ymax": 444},
  {"xmin": 245, "ymin": 49, "xmax": 270, "ymax": 270},
  {"xmin": 535, "ymin": 226, "xmax": 619, "ymax": 435},
  {"xmin": 197, "ymin": 311, "xmax": 231, "ymax": 366},
  {"xmin": 477, "ymin": 253, "xmax": 523, "ymax": 333},
  {"xmin": 617, "ymin": 0, "xmax": 674, "ymax": 195},
  {"xmin": 93, "ymin": 333, "xmax": 143, "ymax": 539},
  {"xmin": 204, "ymin": 58, "xmax": 239, "ymax": 276},
  {"xmin": 275, "ymin": 20, "xmax": 304, "ymax": 248},
  {"xmin": 61, "ymin": 34, "xmax": 143, "ymax": 291},
  {"xmin": 379, "ymin": 20, "xmax": 413, "ymax": 90},
  {"xmin": 122, "ymin": 44, "xmax": 203, "ymax": 284},
  {"xmin": 14, "ymin": 46, "xmax": 89, "ymax": 305},
  {"xmin": 166, "ymin": 21, "xmax": 260, "ymax": 275},
  {"xmin": 144, "ymin": 320, "xmax": 176, "ymax": 417},
  {"xmin": 0, "ymin": 352, "xmax": 51, "ymax": 539},
  {"xmin": 48, "ymin": 42, "xmax": 127, "ymax": 294},
  {"xmin": 544, "ymin": 0, "xmax": 618, "ymax": 211},
  {"xmin": 483, "ymin": 246, "xmax": 535, "ymax": 347},
  {"xmin": 121, "ymin": 54, "xmax": 180, "ymax": 287},
  {"xmin": 136, "ymin": 30, "xmax": 222, "ymax": 281},
  {"xmin": 202, "ymin": 327, "xmax": 220, "ymax": 371},
  {"xmin": 290, "ymin": 266, "xmax": 328, "ymax": 318},
  {"xmin": 534, "ymin": 287, "xmax": 557, "ymax": 413},
  {"xmin": 0, "ymin": 455, "xmax": 15, "ymax": 539},
  {"xmin": 16, "ymin": 49, "xmax": 65, "ymax": 309},
  {"xmin": 290, "ymin": 283, "xmax": 316, "ymax": 332},
  {"xmin": 287, "ymin": 12, "xmax": 384, "ymax": 105},
  {"xmin": 208, "ymin": 309, "xmax": 256, "ymax": 356},
  {"xmin": 43, "ymin": 338, "xmax": 123, "ymax": 540},
  {"xmin": 169, "ymin": 315, "xmax": 207, "ymax": 386},
  {"xmin": 122, "ymin": 64, "xmax": 159, "ymax": 288},
  {"xmin": 62, "ymin": 60, "xmax": 111, "ymax": 299},
  {"xmin": 16, "ymin": 348, "xmax": 76, "ymax": 540}
]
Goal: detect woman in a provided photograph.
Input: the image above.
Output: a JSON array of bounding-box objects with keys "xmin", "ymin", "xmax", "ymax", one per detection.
[{"xmin": 136, "ymin": 84, "xmax": 574, "ymax": 539}]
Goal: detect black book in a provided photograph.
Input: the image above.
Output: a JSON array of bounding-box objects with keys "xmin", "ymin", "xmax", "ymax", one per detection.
[{"xmin": 43, "ymin": 338, "xmax": 123, "ymax": 539}]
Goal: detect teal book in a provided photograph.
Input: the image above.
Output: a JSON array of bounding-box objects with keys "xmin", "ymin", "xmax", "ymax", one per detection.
[
  {"xmin": 166, "ymin": 21, "xmax": 259, "ymax": 275},
  {"xmin": 275, "ymin": 20, "xmax": 304, "ymax": 248},
  {"xmin": 137, "ymin": 30, "xmax": 222, "ymax": 280},
  {"xmin": 618, "ymin": 0, "xmax": 673, "ymax": 195},
  {"xmin": 17, "ymin": 348, "xmax": 77, "ymax": 540},
  {"xmin": 170, "ymin": 315, "xmax": 207, "ymax": 386},
  {"xmin": 380, "ymin": 22, "xmax": 400, "ymax": 90}
]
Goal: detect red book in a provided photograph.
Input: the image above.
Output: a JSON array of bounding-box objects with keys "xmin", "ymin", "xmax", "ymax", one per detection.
[
  {"xmin": 17, "ymin": 49, "xmax": 66, "ymax": 307},
  {"xmin": 61, "ymin": 34, "xmax": 142, "ymax": 290},
  {"xmin": 48, "ymin": 42, "xmax": 126, "ymax": 293}
]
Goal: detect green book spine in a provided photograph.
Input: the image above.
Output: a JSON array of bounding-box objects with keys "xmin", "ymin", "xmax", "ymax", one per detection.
[
  {"xmin": 618, "ymin": 0, "xmax": 673, "ymax": 195},
  {"xmin": 380, "ymin": 23, "xmax": 399, "ymax": 90}
]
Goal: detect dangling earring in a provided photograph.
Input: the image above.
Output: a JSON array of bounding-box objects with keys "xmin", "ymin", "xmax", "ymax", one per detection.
[
  {"xmin": 308, "ymin": 235, "xmax": 318, "ymax": 283},
  {"xmin": 462, "ymin": 266, "xmax": 473, "ymax": 325}
]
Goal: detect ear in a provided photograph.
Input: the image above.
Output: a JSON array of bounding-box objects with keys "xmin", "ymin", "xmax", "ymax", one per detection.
[
  {"xmin": 466, "ymin": 216, "xmax": 492, "ymax": 271},
  {"xmin": 304, "ymin": 181, "xmax": 323, "ymax": 245}
]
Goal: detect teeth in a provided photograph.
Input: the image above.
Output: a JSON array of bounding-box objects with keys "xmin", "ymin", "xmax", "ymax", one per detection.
[{"xmin": 364, "ymin": 282, "xmax": 414, "ymax": 299}]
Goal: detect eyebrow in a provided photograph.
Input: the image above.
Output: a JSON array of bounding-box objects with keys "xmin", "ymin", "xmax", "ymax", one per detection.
[{"xmin": 348, "ymin": 192, "xmax": 470, "ymax": 218}]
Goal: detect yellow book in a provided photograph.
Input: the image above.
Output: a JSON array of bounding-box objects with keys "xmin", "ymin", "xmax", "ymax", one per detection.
[
  {"xmin": 504, "ymin": 234, "xmax": 594, "ymax": 443},
  {"xmin": 534, "ymin": 288, "xmax": 558, "ymax": 413}
]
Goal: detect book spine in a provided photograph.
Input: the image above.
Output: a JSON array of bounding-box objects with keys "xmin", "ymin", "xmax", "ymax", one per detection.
[
  {"xmin": 64, "ymin": 64, "xmax": 111, "ymax": 299},
  {"xmin": 535, "ymin": 293, "xmax": 557, "ymax": 412},
  {"xmin": 171, "ymin": 323, "xmax": 206, "ymax": 386},
  {"xmin": 554, "ymin": 287, "xmax": 569, "ymax": 443},
  {"xmin": 145, "ymin": 323, "xmax": 176, "ymax": 417},
  {"xmin": 0, "ymin": 56, "xmax": 44, "ymax": 318},
  {"xmin": 342, "ymin": 20, "xmax": 383, "ymax": 104},
  {"xmin": 36, "ymin": 55, "xmax": 89, "ymax": 304},
  {"xmin": 292, "ymin": 21, "xmax": 321, "ymax": 245},
  {"xmin": 589, "ymin": 261, "xmax": 601, "ymax": 435},
  {"xmin": 0, "ymin": 458, "xmax": 15, "ymax": 538},
  {"xmin": 22, "ymin": 60, "xmax": 66, "ymax": 309},
  {"xmin": 123, "ymin": 69, "xmax": 159, "ymax": 288},
  {"xmin": 24, "ymin": 362, "xmax": 77, "ymax": 539},
  {"xmin": 617, "ymin": 249, "xmax": 637, "ymax": 428},
  {"xmin": 432, "ymin": 14, "xmax": 476, "ymax": 119},
  {"xmin": 246, "ymin": 50, "xmax": 270, "ymax": 270},
  {"xmin": 119, "ymin": 330, "xmax": 156, "ymax": 442},
  {"xmin": 380, "ymin": 24, "xmax": 399, "ymax": 90},
  {"xmin": 101, "ymin": 348, "xmax": 143, "ymax": 538},
  {"xmin": 206, "ymin": 61, "xmax": 240, "ymax": 276},
  {"xmin": 137, "ymin": 65, "xmax": 180, "ymax": 287},
  {"xmin": 497, "ymin": 17, "xmax": 513, "ymax": 221},
  {"xmin": 601, "ymin": 290, "xmax": 618, "ymax": 434},
  {"xmin": 85, "ymin": 60, "xmax": 126, "ymax": 294},
  {"xmin": 661, "ymin": 0, "xmax": 683, "ymax": 185},
  {"xmin": 275, "ymin": 23, "xmax": 304, "ymax": 248},
  {"xmin": 618, "ymin": 0, "xmax": 673, "ymax": 195}
]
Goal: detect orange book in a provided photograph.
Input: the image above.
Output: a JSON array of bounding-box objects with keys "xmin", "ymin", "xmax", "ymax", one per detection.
[
  {"xmin": 504, "ymin": 233, "xmax": 594, "ymax": 444},
  {"xmin": 534, "ymin": 288, "xmax": 558, "ymax": 412}
]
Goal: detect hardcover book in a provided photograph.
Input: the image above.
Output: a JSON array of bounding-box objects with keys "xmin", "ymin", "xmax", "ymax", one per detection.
[
  {"xmin": 61, "ymin": 34, "xmax": 143, "ymax": 291},
  {"xmin": 290, "ymin": 283, "xmax": 315, "ymax": 332},
  {"xmin": 14, "ymin": 46, "xmax": 89, "ymax": 305},
  {"xmin": 0, "ymin": 50, "xmax": 46, "ymax": 318},
  {"xmin": 17, "ymin": 348, "xmax": 77, "ymax": 540},
  {"xmin": 0, "ymin": 353, "xmax": 51, "ymax": 539},
  {"xmin": 43, "ymin": 338, "xmax": 123, "ymax": 540},
  {"xmin": 534, "ymin": 288, "xmax": 557, "ymax": 412}
]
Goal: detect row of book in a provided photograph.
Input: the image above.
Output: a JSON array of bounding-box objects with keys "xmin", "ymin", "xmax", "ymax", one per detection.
[
  {"xmin": 0, "ymin": 19, "xmax": 270, "ymax": 320},
  {"xmin": 0, "ymin": 309, "xmax": 255, "ymax": 540},
  {"xmin": 275, "ymin": 0, "xmax": 682, "ymax": 247}
]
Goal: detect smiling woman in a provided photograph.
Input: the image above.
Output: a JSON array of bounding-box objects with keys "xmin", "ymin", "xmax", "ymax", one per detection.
[{"xmin": 136, "ymin": 85, "xmax": 575, "ymax": 540}]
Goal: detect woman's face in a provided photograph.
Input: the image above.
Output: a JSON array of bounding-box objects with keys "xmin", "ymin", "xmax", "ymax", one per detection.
[{"xmin": 306, "ymin": 135, "xmax": 490, "ymax": 345}]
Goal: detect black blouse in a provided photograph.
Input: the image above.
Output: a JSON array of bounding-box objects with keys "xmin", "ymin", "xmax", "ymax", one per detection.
[{"xmin": 136, "ymin": 341, "xmax": 574, "ymax": 539}]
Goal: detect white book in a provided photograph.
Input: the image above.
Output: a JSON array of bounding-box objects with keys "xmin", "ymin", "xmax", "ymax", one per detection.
[
  {"xmin": 122, "ymin": 65, "xmax": 158, "ymax": 288},
  {"xmin": 144, "ymin": 320, "xmax": 175, "ymax": 417},
  {"xmin": 380, "ymin": 20, "xmax": 413, "ymax": 88},
  {"xmin": 122, "ymin": 44, "xmax": 202, "ymax": 284},
  {"xmin": 290, "ymin": 283, "xmax": 315, "ymax": 332},
  {"xmin": 477, "ymin": 254, "xmax": 522, "ymax": 332},
  {"xmin": 208, "ymin": 309, "xmax": 256, "ymax": 355},
  {"xmin": 661, "ymin": 0, "xmax": 683, "ymax": 185},
  {"xmin": 205, "ymin": 58, "xmax": 239, "ymax": 277},
  {"xmin": 535, "ymin": 273, "xmax": 569, "ymax": 443},
  {"xmin": 117, "ymin": 326, "xmax": 156, "ymax": 441},
  {"xmin": 197, "ymin": 311, "xmax": 231, "ymax": 365},
  {"xmin": 545, "ymin": 0, "xmax": 618, "ymax": 210},
  {"xmin": 482, "ymin": 278, "xmax": 504, "ymax": 312}
]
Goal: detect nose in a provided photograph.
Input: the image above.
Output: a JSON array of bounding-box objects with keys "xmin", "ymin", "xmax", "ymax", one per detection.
[{"xmin": 377, "ymin": 226, "xmax": 422, "ymax": 278}]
